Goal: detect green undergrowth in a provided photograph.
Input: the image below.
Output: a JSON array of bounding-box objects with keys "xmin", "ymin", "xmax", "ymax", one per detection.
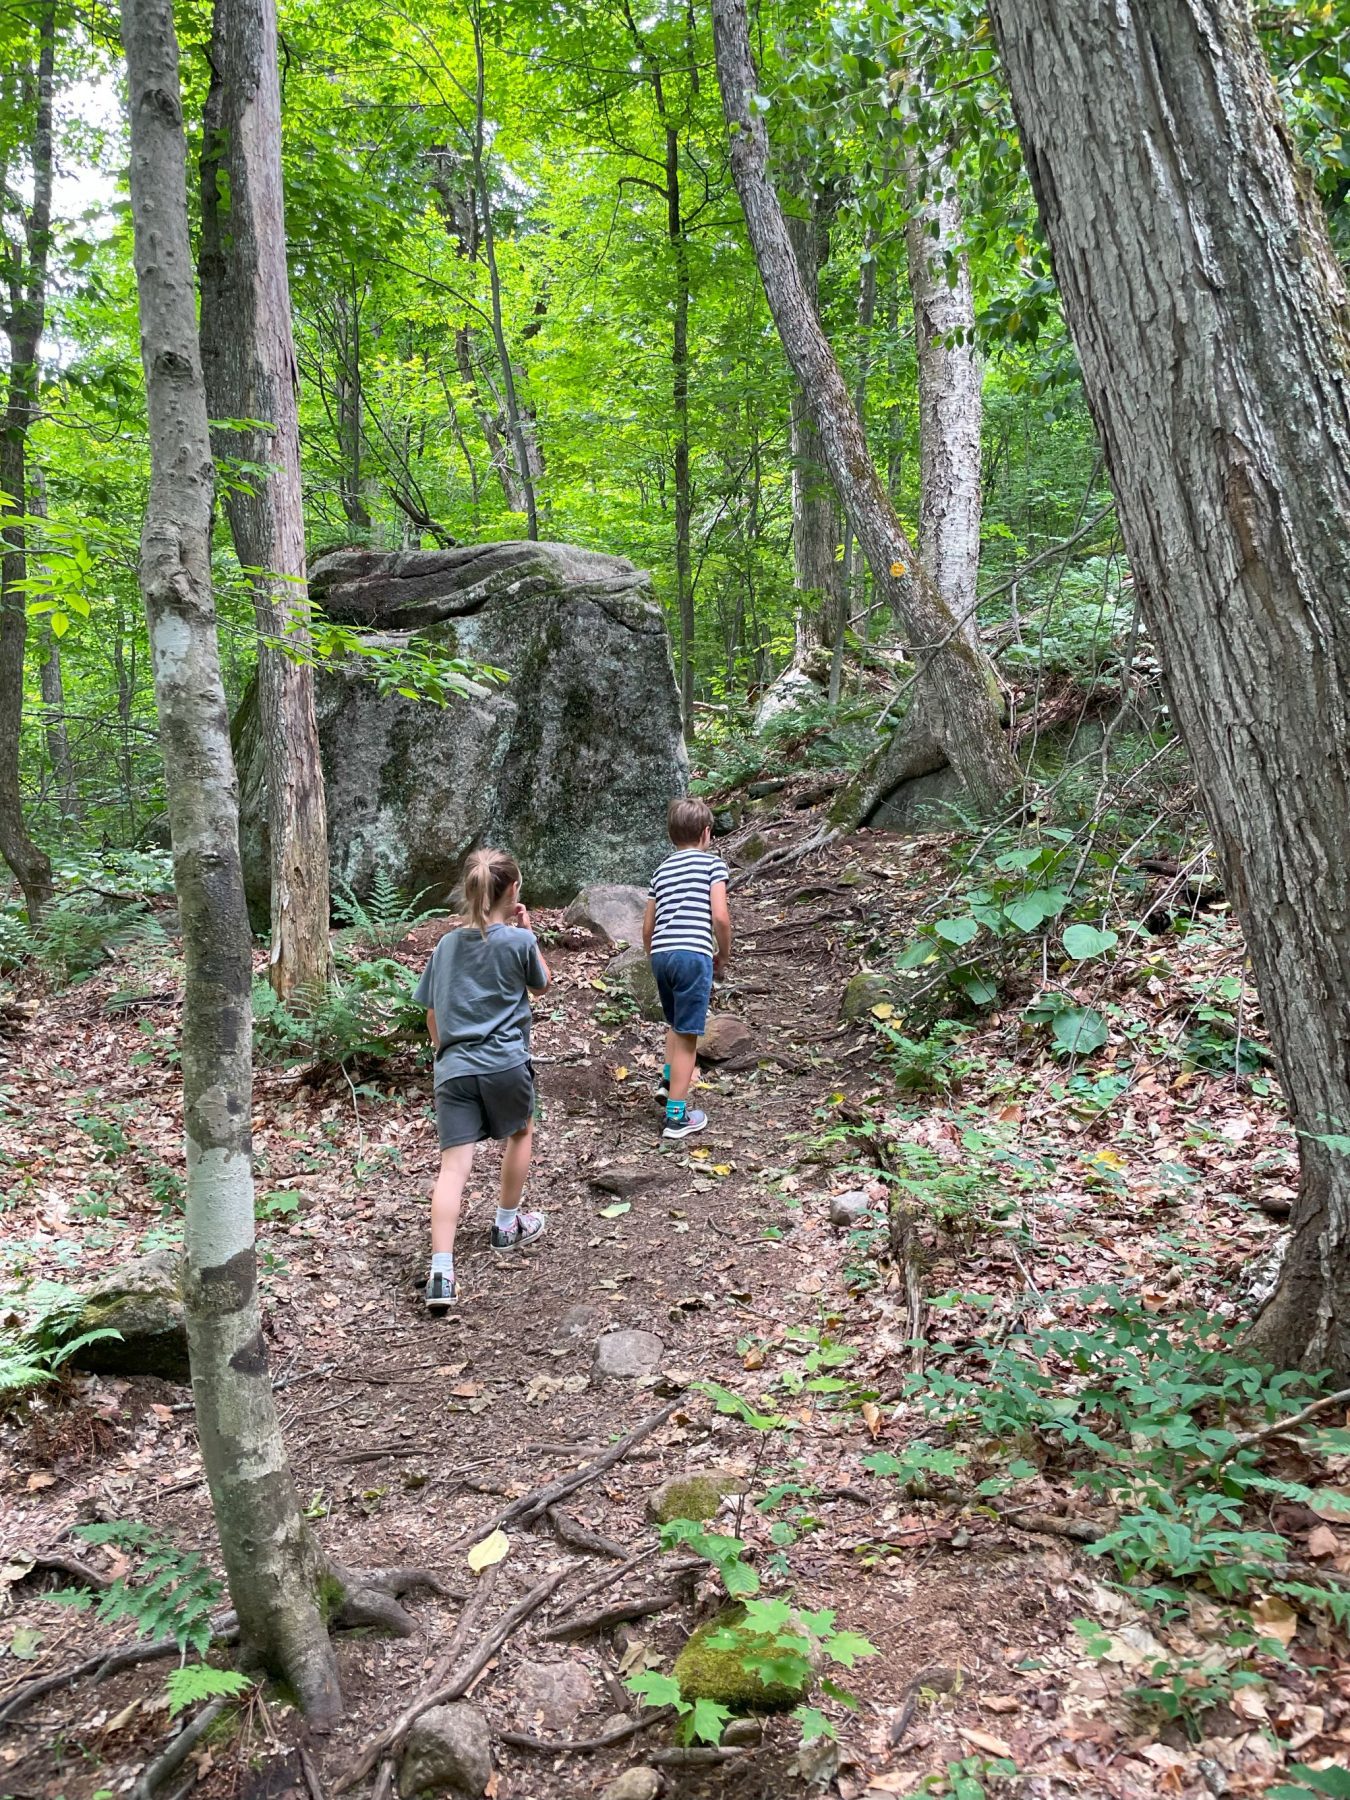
[{"xmin": 0, "ymin": 1280, "xmax": 119, "ymax": 1405}]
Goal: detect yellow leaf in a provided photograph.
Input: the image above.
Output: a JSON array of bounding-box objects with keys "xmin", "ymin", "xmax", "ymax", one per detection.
[
  {"xmin": 612, "ymin": 1065, "xmax": 629, "ymax": 1081},
  {"xmin": 467, "ymin": 1529, "xmax": 510, "ymax": 1573},
  {"xmin": 889, "ymin": 560, "xmax": 906, "ymax": 578},
  {"xmin": 862, "ymin": 1401, "xmax": 882, "ymax": 1441},
  {"xmin": 743, "ymin": 1347, "xmax": 765, "ymax": 1370},
  {"xmin": 1090, "ymin": 1149, "xmax": 1127, "ymax": 1170},
  {"xmin": 689, "ymin": 1147, "xmax": 711, "ymax": 1160},
  {"xmin": 711, "ymin": 1164, "xmax": 732, "ymax": 1177},
  {"xmin": 870, "ymin": 1002, "xmax": 895, "ymax": 1020}
]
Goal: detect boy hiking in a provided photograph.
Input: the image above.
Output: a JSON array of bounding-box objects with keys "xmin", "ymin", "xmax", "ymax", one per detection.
[
  {"xmin": 413, "ymin": 849, "xmax": 551, "ymax": 1313},
  {"xmin": 643, "ymin": 798, "xmax": 731, "ymax": 1141}
]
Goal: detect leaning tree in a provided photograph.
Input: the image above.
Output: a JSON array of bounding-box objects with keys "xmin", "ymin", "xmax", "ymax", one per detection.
[{"xmin": 987, "ymin": 0, "xmax": 1350, "ymax": 1374}]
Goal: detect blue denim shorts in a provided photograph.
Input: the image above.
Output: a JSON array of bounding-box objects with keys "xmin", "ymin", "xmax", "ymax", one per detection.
[{"xmin": 650, "ymin": 950, "xmax": 713, "ymax": 1037}]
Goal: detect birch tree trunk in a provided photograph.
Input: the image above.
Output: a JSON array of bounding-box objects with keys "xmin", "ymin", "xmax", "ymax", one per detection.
[
  {"xmin": 0, "ymin": 2, "xmax": 55, "ymax": 921},
  {"xmin": 710, "ymin": 0, "xmax": 1017, "ymax": 811},
  {"xmin": 988, "ymin": 0, "xmax": 1350, "ymax": 1374},
  {"xmin": 120, "ymin": 0, "xmax": 342, "ymax": 1715},
  {"xmin": 905, "ymin": 159, "xmax": 983, "ymax": 652},
  {"xmin": 199, "ymin": 0, "xmax": 331, "ymax": 1001}
]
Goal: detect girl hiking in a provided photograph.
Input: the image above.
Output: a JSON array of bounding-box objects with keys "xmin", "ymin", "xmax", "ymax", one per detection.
[{"xmin": 413, "ymin": 848, "xmax": 550, "ymax": 1312}]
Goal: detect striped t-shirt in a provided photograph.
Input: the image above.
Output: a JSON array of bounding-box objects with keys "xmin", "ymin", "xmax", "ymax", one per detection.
[{"xmin": 649, "ymin": 849, "xmax": 730, "ymax": 958}]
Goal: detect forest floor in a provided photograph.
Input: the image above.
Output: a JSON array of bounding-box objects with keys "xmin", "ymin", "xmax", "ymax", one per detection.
[{"xmin": 2, "ymin": 802, "xmax": 1348, "ymax": 1800}]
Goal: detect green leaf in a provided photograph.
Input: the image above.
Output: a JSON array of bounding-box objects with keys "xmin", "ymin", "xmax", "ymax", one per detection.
[
  {"xmin": 795, "ymin": 1704, "xmax": 836, "ymax": 1742},
  {"xmin": 1062, "ymin": 923, "xmax": 1119, "ymax": 960},
  {"xmin": 689, "ymin": 1696, "xmax": 732, "ymax": 1744},
  {"xmin": 1271, "ymin": 1770, "xmax": 1350, "ymax": 1800},
  {"xmin": 933, "ymin": 915, "xmax": 979, "ymax": 946},
  {"xmin": 1050, "ymin": 1007, "xmax": 1109, "ymax": 1056},
  {"xmin": 626, "ymin": 1668, "xmax": 683, "ymax": 1708},
  {"xmin": 823, "ymin": 1629, "xmax": 877, "ymax": 1668}
]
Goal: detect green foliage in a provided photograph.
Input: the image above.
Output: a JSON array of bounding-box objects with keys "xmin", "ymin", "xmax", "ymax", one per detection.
[
  {"xmin": 1270, "ymin": 1768, "xmax": 1350, "ymax": 1800},
  {"xmin": 332, "ymin": 872, "xmax": 444, "ymax": 952},
  {"xmin": 252, "ymin": 955, "xmax": 423, "ymax": 1067},
  {"xmin": 0, "ymin": 1280, "xmax": 120, "ymax": 1403},
  {"xmin": 56, "ymin": 1522, "xmax": 224, "ymax": 1654},
  {"xmin": 165, "ymin": 1664, "xmax": 253, "ymax": 1717},
  {"xmin": 873, "ymin": 1020, "xmax": 979, "ymax": 1095},
  {"xmin": 919, "ymin": 1753, "xmax": 1020, "ymax": 1799},
  {"xmin": 4, "ymin": 896, "xmax": 164, "ymax": 987}
]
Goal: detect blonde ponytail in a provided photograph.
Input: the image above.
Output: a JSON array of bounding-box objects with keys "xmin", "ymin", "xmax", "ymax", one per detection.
[{"xmin": 462, "ymin": 848, "xmax": 521, "ymax": 931}]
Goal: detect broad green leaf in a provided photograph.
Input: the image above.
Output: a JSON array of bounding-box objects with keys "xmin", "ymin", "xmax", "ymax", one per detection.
[
  {"xmin": 1050, "ymin": 1007, "xmax": 1109, "ymax": 1056},
  {"xmin": 1062, "ymin": 923, "xmax": 1119, "ymax": 960},
  {"xmin": 933, "ymin": 915, "xmax": 979, "ymax": 946}
]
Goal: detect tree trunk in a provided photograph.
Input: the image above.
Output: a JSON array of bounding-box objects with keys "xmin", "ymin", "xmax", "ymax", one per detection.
[
  {"xmin": 0, "ymin": 2, "xmax": 56, "ymax": 920},
  {"xmin": 670, "ymin": 125, "xmax": 696, "ymax": 739},
  {"xmin": 836, "ymin": 253, "xmax": 877, "ymax": 702},
  {"xmin": 905, "ymin": 157, "xmax": 983, "ymax": 652},
  {"xmin": 120, "ymin": 0, "xmax": 343, "ymax": 1716},
  {"xmin": 710, "ymin": 0, "xmax": 1017, "ymax": 811},
  {"xmin": 785, "ymin": 197, "xmax": 841, "ymax": 656},
  {"xmin": 334, "ymin": 286, "xmax": 370, "ymax": 534},
  {"xmin": 39, "ymin": 633, "xmax": 77, "ymax": 820},
  {"xmin": 987, "ymin": 0, "xmax": 1350, "ymax": 1374},
  {"xmin": 199, "ymin": 0, "xmax": 331, "ymax": 1001}
]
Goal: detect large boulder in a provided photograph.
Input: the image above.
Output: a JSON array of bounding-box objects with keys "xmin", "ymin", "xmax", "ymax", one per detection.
[
  {"xmin": 235, "ymin": 542, "xmax": 688, "ymax": 919},
  {"xmin": 563, "ymin": 883, "xmax": 649, "ymax": 948}
]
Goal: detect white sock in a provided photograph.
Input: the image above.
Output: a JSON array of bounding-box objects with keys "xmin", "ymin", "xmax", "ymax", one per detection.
[
  {"xmin": 431, "ymin": 1251, "xmax": 454, "ymax": 1275},
  {"xmin": 495, "ymin": 1206, "xmax": 518, "ymax": 1231}
]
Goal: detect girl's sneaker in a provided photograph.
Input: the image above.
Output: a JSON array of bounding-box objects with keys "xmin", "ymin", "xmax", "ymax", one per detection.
[
  {"xmin": 490, "ymin": 1209, "xmax": 547, "ymax": 1250},
  {"xmin": 662, "ymin": 1107, "xmax": 707, "ymax": 1141},
  {"xmin": 424, "ymin": 1268, "xmax": 459, "ymax": 1313}
]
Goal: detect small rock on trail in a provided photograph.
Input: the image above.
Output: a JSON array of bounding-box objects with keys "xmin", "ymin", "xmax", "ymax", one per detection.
[
  {"xmin": 605, "ymin": 946, "xmax": 664, "ymax": 1022},
  {"xmin": 599, "ymin": 1772, "xmax": 662, "ymax": 1800},
  {"xmin": 594, "ymin": 1329, "xmax": 664, "ymax": 1379},
  {"xmin": 511, "ymin": 1658, "xmax": 595, "ymax": 1731},
  {"xmin": 398, "ymin": 1701, "xmax": 492, "ymax": 1798},
  {"xmin": 69, "ymin": 1248, "xmax": 189, "ymax": 1379},
  {"xmin": 829, "ymin": 1189, "xmax": 873, "ymax": 1228},
  {"xmin": 697, "ymin": 1014, "xmax": 754, "ymax": 1063}
]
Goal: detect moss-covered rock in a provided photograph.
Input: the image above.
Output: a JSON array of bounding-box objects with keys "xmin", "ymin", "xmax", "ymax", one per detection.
[
  {"xmin": 647, "ymin": 1470, "xmax": 743, "ymax": 1525},
  {"xmin": 672, "ymin": 1609, "xmax": 811, "ymax": 1712},
  {"xmin": 71, "ymin": 1250, "xmax": 188, "ymax": 1379},
  {"xmin": 839, "ymin": 970, "xmax": 891, "ymax": 1022},
  {"xmin": 606, "ymin": 947, "xmax": 664, "ymax": 1023}
]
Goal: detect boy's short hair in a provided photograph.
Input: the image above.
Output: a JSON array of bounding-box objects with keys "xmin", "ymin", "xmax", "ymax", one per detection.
[{"xmin": 668, "ymin": 796, "xmax": 714, "ymax": 847}]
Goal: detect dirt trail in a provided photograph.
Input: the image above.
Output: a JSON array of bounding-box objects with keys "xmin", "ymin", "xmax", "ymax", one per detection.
[{"xmin": 0, "ymin": 826, "xmax": 1305, "ymax": 1800}]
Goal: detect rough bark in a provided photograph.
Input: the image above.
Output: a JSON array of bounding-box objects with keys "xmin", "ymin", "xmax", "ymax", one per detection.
[
  {"xmin": 39, "ymin": 632, "xmax": 77, "ymax": 820},
  {"xmin": 120, "ymin": 0, "xmax": 342, "ymax": 1715},
  {"xmin": 905, "ymin": 156, "xmax": 983, "ymax": 652},
  {"xmin": 199, "ymin": 0, "xmax": 331, "ymax": 1000},
  {"xmin": 670, "ymin": 123, "xmax": 696, "ymax": 738},
  {"xmin": 836, "ymin": 252, "xmax": 877, "ymax": 701},
  {"xmin": 0, "ymin": 3, "xmax": 56, "ymax": 919},
  {"xmin": 785, "ymin": 195, "xmax": 842, "ymax": 656},
  {"xmin": 710, "ymin": 0, "xmax": 1018, "ymax": 811},
  {"xmin": 987, "ymin": 0, "xmax": 1350, "ymax": 1374}
]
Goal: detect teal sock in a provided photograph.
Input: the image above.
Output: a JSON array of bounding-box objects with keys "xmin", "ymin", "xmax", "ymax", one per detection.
[
  {"xmin": 666, "ymin": 1099, "xmax": 686, "ymax": 1121},
  {"xmin": 662, "ymin": 1063, "xmax": 671, "ymax": 1082}
]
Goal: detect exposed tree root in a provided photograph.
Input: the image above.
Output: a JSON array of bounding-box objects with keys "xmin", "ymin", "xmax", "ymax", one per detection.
[
  {"xmin": 0, "ymin": 1613, "xmax": 238, "ymax": 1724},
  {"xmin": 131, "ymin": 1697, "xmax": 235, "ymax": 1800},
  {"xmin": 497, "ymin": 1706, "xmax": 676, "ymax": 1754},
  {"xmin": 326, "ymin": 1562, "xmax": 453, "ymax": 1638},
  {"xmin": 545, "ymin": 1507, "xmax": 630, "ymax": 1559}
]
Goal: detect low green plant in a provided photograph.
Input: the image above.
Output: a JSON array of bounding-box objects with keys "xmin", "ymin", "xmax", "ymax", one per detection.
[
  {"xmin": 252, "ymin": 955, "xmax": 422, "ymax": 1067},
  {"xmin": 874, "ymin": 1020, "xmax": 980, "ymax": 1094},
  {"xmin": 1270, "ymin": 1768, "xmax": 1350, "ymax": 1800},
  {"xmin": 332, "ymin": 871, "xmax": 444, "ymax": 952},
  {"xmin": 0, "ymin": 1281, "xmax": 120, "ymax": 1402},
  {"xmin": 165, "ymin": 1663, "xmax": 253, "ymax": 1716},
  {"xmin": 53, "ymin": 1522, "xmax": 225, "ymax": 1652},
  {"xmin": 919, "ymin": 1752, "xmax": 1020, "ymax": 1798}
]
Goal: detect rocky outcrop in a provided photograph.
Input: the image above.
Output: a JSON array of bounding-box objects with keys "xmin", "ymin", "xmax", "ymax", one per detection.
[
  {"xmin": 235, "ymin": 542, "xmax": 688, "ymax": 918},
  {"xmin": 69, "ymin": 1250, "xmax": 189, "ymax": 1380}
]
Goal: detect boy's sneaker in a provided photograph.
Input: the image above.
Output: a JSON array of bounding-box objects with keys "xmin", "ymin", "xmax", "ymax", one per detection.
[
  {"xmin": 662, "ymin": 1107, "xmax": 708, "ymax": 1141},
  {"xmin": 491, "ymin": 1209, "xmax": 547, "ymax": 1251},
  {"xmin": 424, "ymin": 1269, "xmax": 459, "ymax": 1313}
]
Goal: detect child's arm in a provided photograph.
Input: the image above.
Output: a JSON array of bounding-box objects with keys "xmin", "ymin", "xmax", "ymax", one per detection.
[
  {"xmin": 711, "ymin": 880, "xmax": 731, "ymax": 975},
  {"xmin": 514, "ymin": 904, "xmax": 551, "ymax": 995},
  {"xmin": 642, "ymin": 896, "xmax": 656, "ymax": 955},
  {"xmin": 425, "ymin": 1009, "xmax": 438, "ymax": 1047}
]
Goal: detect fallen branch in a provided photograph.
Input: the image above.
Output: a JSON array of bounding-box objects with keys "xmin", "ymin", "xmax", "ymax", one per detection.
[
  {"xmin": 538, "ymin": 1588, "xmax": 685, "ymax": 1642},
  {"xmin": 497, "ymin": 1706, "xmax": 676, "ymax": 1754},
  {"xmin": 998, "ymin": 1508, "xmax": 1102, "ymax": 1546},
  {"xmin": 20, "ymin": 1549, "xmax": 113, "ymax": 1591},
  {"xmin": 131, "ymin": 1697, "xmax": 234, "ymax": 1800},
  {"xmin": 545, "ymin": 1508, "xmax": 630, "ymax": 1559},
  {"xmin": 649, "ymin": 1746, "xmax": 750, "ymax": 1766},
  {"xmin": 1212, "ymin": 1386, "xmax": 1350, "ymax": 1472},
  {"xmin": 729, "ymin": 825, "xmax": 837, "ymax": 891},
  {"xmin": 465, "ymin": 1398, "xmax": 682, "ymax": 1539},
  {"xmin": 0, "ymin": 1613, "xmax": 238, "ymax": 1725}
]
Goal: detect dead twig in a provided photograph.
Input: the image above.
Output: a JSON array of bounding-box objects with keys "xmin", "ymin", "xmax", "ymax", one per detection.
[
  {"xmin": 0, "ymin": 1613, "xmax": 238, "ymax": 1724},
  {"xmin": 545, "ymin": 1508, "xmax": 630, "ymax": 1559},
  {"xmin": 497, "ymin": 1706, "xmax": 676, "ymax": 1754},
  {"xmin": 1211, "ymin": 1386, "xmax": 1350, "ymax": 1472},
  {"xmin": 299, "ymin": 1747, "xmax": 327, "ymax": 1800}
]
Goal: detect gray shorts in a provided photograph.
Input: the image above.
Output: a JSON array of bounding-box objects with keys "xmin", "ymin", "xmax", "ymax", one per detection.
[{"xmin": 434, "ymin": 1061, "xmax": 534, "ymax": 1149}]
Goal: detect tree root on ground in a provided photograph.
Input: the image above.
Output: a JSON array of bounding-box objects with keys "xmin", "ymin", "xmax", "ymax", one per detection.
[
  {"xmin": 497, "ymin": 1706, "xmax": 676, "ymax": 1754},
  {"xmin": 0, "ymin": 1613, "xmax": 239, "ymax": 1724},
  {"xmin": 327, "ymin": 1563, "xmax": 455, "ymax": 1637}
]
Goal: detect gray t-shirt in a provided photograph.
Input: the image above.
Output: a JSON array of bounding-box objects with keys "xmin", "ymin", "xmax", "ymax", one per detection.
[{"xmin": 413, "ymin": 923, "xmax": 548, "ymax": 1083}]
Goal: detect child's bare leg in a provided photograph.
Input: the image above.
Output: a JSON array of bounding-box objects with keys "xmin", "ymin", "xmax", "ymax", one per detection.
[
  {"xmin": 498, "ymin": 1120, "xmax": 534, "ymax": 1217},
  {"xmin": 431, "ymin": 1143, "xmax": 475, "ymax": 1256},
  {"xmin": 666, "ymin": 1029, "xmax": 698, "ymax": 1102}
]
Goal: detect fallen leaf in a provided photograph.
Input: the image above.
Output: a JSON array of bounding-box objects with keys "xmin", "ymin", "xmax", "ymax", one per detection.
[
  {"xmin": 865, "ymin": 1774, "xmax": 914, "ymax": 1795},
  {"xmin": 450, "ymin": 1382, "xmax": 483, "ymax": 1399},
  {"xmin": 598, "ymin": 1202, "xmax": 631, "ymax": 1219},
  {"xmin": 870, "ymin": 1003, "xmax": 895, "ymax": 1020},
  {"xmin": 26, "ymin": 1472, "xmax": 56, "ymax": 1492},
  {"xmin": 8, "ymin": 1627, "xmax": 43, "ymax": 1660},
  {"xmin": 743, "ymin": 1347, "xmax": 765, "ymax": 1370},
  {"xmin": 612, "ymin": 1066, "xmax": 629, "ymax": 1081},
  {"xmin": 983, "ymin": 1695, "xmax": 1020, "ymax": 1714},
  {"xmin": 861, "ymin": 1402, "xmax": 883, "ymax": 1441},
  {"xmin": 467, "ymin": 1529, "xmax": 510, "ymax": 1573},
  {"xmin": 958, "ymin": 1726, "xmax": 1012, "ymax": 1758},
  {"xmin": 1307, "ymin": 1524, "xmax": 1341, "ymax": 1559},
  {"xmin": 1251, "ymin": 1594, "xmax": 1299, "ymax": 1647}
]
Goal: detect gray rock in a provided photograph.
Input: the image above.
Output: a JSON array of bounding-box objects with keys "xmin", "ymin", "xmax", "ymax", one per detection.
[
  {"xmin": 753, "ymin": 659, "xmax": 826, "ymax": 730},
  {"xmin": 696, "ymin": 1015, "xmax": 754, "ymax": 1064},
  {"xmin": 605, "ymin": 947, "xmax": 664, "ymax": 1023},
  {"xmin": 735, "ymin": 832, "xmax": 770, "ymax": 864},
  {"xmin": 594, "ymin": 1329, "xmax": 664, "ymax": 1380},
  {"xmin": 829, "ymin": 1190, "xmax": 872, "ymax": 1229},
  {"xmin": 600, "ymin": 1772, "xmax": 662, "ymax": 1800},
  {"xmin": 69, "ymin": 1250, "xmax": 189, "ymax": 1380},
  {"xmin": 398, "ymin": 1702, "xmax": 492, "ymax": 1798},
  {"xmin": 839, "ymin": 970, "xmax": 891, "ymax": 1022},
  {"xmin": 235, "ymin": 542, "xmax": 688, "ymax": 922},
  {"xmin": 559, "ymin": 1303, "xmax": 604, "ymax": 1340},
  {"xmin": 512, "ymin": 1659, "xmax": 594, "ymax": 1731},
  {"xmin": 563, "ymin": 884, "xmax": 649, "ymax": 948},
  {"xmin": 589, "ymin": 1164, "xmax": 676, "ymax": 1199}
]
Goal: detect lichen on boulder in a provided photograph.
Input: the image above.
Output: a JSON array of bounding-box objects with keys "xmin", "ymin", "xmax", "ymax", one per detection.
[
  {"xmin": 235, "ymin": 541, "xmax": 688, "ymax": 921},
  {"xmin": 672, "ymin": 1607, "xmax": 811, "ymax": 1712}
]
